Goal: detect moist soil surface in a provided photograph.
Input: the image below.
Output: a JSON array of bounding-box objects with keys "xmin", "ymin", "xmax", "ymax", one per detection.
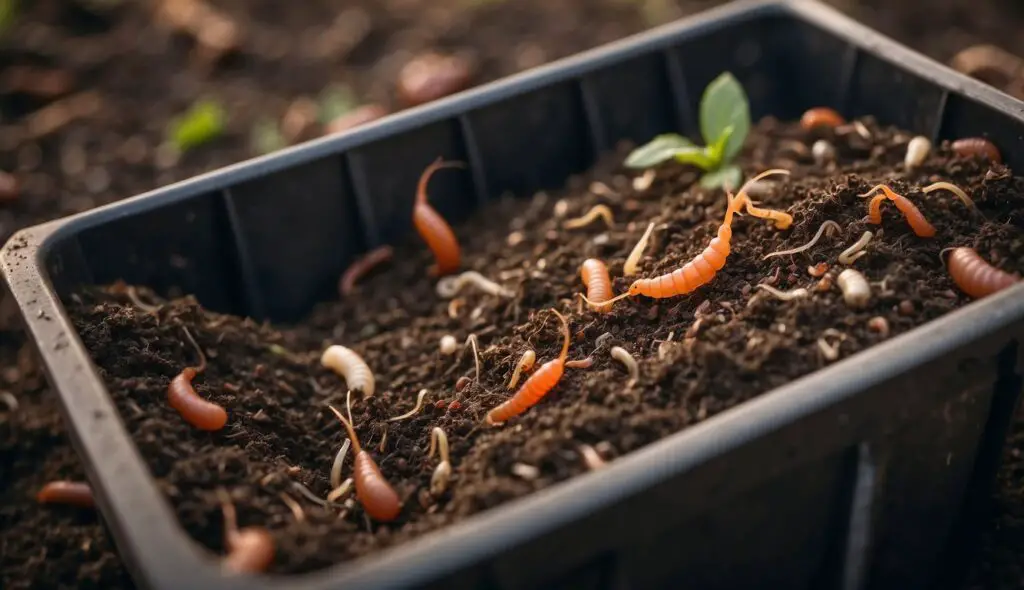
[
  {"xmin": 68, "ymin": 116, "xmax": 1024, "ymax": 574},
  {"xmin": 5, "ymin": 1, "xmax": 1024, "ymax": 589}
]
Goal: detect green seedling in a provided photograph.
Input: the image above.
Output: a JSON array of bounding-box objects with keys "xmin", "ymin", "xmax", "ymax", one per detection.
[
  {"xmin": 318, "ymin": 84, "xmax": 358, "ymax": 125},
  {"xmin": 168, "ymin": 99, "xmax": 226, "ymax": 153},
  {"xmin": 250, "ymin": 117, "xmax": 286, "ymax": 155},
  {"xmin": 625, "ymin": 71, "xmax": 750, "ymax": 190},
  {"xmin": 0, "ymin": 0, "xmax": 17, "ymax": 35}
]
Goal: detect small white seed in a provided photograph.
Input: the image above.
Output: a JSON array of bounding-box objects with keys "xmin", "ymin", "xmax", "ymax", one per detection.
[
  {"xmin": 812, "ymin": 140, "xmax": 835, "ymax": 165},
  {"xmin": 511, "ymin": 463, "xmax": 540, "ymax": 480},
  {"xmin": 440, "ymin": 335, "xmax": 458, "ymax": 355},
  {"xmin": 904, "ymin": 136, "xmax": 931, "ymax": 169},
  {"xmin": 836, "ymin": 269, "xmax": 872, "ymax": 309}
]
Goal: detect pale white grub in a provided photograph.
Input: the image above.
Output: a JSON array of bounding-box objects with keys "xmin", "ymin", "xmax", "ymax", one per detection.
[
  {"xmin": 837, "ymin": 269, "xmax": 872, "ymax": 309},
  {"xmin": 321, "ymin": 345, "xmax": 374, "ymax": 397},
  {"xmin": 904, "ymin": 136, "xmax": 931, "ymax": 169},
  {"xmin": 610, "ymin": 346, "xmax": 639, "ymax": 387}
]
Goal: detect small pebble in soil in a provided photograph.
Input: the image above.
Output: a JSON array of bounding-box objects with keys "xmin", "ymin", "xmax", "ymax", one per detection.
[
  {"xmin": 511, "ymin": 463, "xmax": 540, "ymax": 481},
  {"xmin": 898, "ymin": 300, "xmax": 916, "ymax": 316},
  {"xmin": 397, "ymin": 52, "xmax": 474, "ymax": 107},
  {"xmin": 867, "ymin": 316, "xmax": 891, "ymax": 337},
  {"xmin": 0, "ymin": 171, "xmax": 19, "ymax": 202},
  {"xmin": 439, "ymin": 335, "xmax": 458, "ymax": 355},
  {"xmin": 282, "ymin": 97, "xmax": 320, "ymax": 143}
]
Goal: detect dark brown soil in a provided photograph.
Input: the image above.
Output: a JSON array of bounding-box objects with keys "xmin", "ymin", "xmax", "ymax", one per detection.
[
  {"xmin": 67, "ymin": 116, "xmax": 1024, "ymax": 574},
  {"xmin": 5, "ymin": 0, "xmax": 1024, "ymax": 588}
]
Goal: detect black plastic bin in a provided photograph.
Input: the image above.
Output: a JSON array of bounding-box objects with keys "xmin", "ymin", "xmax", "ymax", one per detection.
[{"xmin": 4, "ymin": 1, "xmax": 1024, "ymax": 588}]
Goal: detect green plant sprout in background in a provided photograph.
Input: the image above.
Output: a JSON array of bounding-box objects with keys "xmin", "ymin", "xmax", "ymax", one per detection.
[
  {"xmin": 168, "ymin": 99, "xmax": 226, "ymax": 153},
  {"xmin": 0, "ymin": 0, "xmax": 17, "ymax": 35},
  {"xmin": 625, "ymin": 71, "xmax": 750, "ymax": 190},
  {"xmin": 318, "ymin": 84, "xmax": 359, "ymax": 126},
  {"xmin": 250, "ymin": 117, "xmax": 287, "ymax": 155}
]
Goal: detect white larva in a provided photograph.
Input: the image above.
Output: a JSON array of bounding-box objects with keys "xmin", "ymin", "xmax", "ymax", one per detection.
[
  {"xmin": 321, "ymin": 345, "xmax": 375, "ymax": 397},
  {"xmin": 904, "ymin": 136, "xmax": 931, "ymax": 169},
  {"xmin": 836, "ymin": 269, "xmax": 872, "ymax": 309},
  {"xmin": 812, "ymin": 140, "xmax": 835, "ymax": 166},
  {"xmin": 439, "ymin": 335, "xmax": 458, "ymax": 355},
  {"xmin": 610, "ymin": 346, "xmax": 639, "ymax": 386}
]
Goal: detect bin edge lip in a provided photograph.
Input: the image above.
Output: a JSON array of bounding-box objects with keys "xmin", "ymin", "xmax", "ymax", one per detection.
[{"xmin": 6, "ymin": 0, "xmax": 1024, "ymax": 588}]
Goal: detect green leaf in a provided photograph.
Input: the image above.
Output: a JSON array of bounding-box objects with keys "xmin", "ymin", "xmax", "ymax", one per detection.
[
  {"xmin": 700, "ymin": 165, "xmax": 743, "ymax": 190},
  {"xmin": 672, "ymin": 146, "xmax": 718, "ymax": 171},
  {"xmin": 624, "ymin": 134, "xmax": 696, "ymax": 169},
  {"xmin": 706, "ymin": 125, "xmax": 733, "ymax": 163},
  {"xmin": 699, "ymin": 72, "xmax": 750, "ymax": 162},
  {"xmin": 168, "ymin": 100, "xmax": 225, "ymax": 152}
]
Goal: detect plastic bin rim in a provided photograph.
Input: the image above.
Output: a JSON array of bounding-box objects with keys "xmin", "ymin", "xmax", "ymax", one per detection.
[{"xmin": 5, "ymin": 1, "xmax": 1024, "ymax": 589}]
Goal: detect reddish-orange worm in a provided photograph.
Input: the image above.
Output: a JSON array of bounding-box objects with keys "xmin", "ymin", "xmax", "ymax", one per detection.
[
  {"xmin": 946, "ymin": 247, "xmax": 1020, "ymax": 299},
  {"xmin": 328, "ymin": 395, "xmax": 402, "ymax": 521},
  {"xmin": 218, "ymin": 489, "xmax": 275, "ymax": 574},
  {"xmin": 580, "ymin": 259, "xmax": 613, "ymax": 313},
  {"xmin": 582, "ymin": 169, "xmax": 791, "ymax": 305},
  {"xmin": 414, "ymin": 157, "xmax": 464, "ymax": 277},
  {"xmin": 487, "ymin": 309, "xmax": 570, "ymax": 424},
  {"xmin": 339, "ymin": 245, "xmax": 394, "ymax": 296},
  {"xmin": 859, "ymin": 184, "xmax": 936, "ymax": 238},
  {"xmin": 951, "ymin": 137, "xmax": 1002, "ymax": 164},
  {"xmin": 168, "ymin": 326, "xmax": 228, "ymax": 431},
  {"xmin": 37, "ymin": 480, "xmax": 94, "ymax": 508},
  {"xmin": 800, "ymin": 107, "xmax": 845, "ymax": 130}
]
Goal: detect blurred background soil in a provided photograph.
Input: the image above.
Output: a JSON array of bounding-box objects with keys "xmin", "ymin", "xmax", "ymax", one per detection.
[{"xmin": 2, "ymin": 1, "xmax": 1024, "ymax": 588}]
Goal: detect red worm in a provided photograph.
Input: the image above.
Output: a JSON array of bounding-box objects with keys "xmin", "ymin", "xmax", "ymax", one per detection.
[
  {"xmin": 487, "ymin": 309, "xmax": 570, "ymax": 424},
  {"xmin": 587, "ymin": 170, "xmax": 789, "ymax": 305},
  {"xmin": 951, "ymin": 138, "xmax": 1002, "ymax": 164},
  {"xmin": 861, "ymin": 184, "xmax": 936, "ymax": 238},
  {"xmin": 37, "ymin": 480, "xmax": 94, "ymax": 508},
  {"xmin": 580, "ymin": 259, "xmax": 613, "ymax": 313},
  {"xmin": 946, "ymin": 247, "xmax": 1020, "ymax": 299},
  {"xmin": 328, "ymin": 400, "xmax": 402, "ymax": 521},
  {"xmin": 801, "ymin": 107, "xmax": 845, "ymax": 130},
  {"xmin": 414, "ymin": 157, "xmax": 464, "ymax": 277},
  {"xmin": 219, "ymin": 489, "xmax": 275, "ymax": 574},
  {"xmin": 339, "ymin": 245, "xmax": 394, "ymax": 296},
  {"xmin": 168, "ymin": 327, "xmax": 228, "ymax": 431}
]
